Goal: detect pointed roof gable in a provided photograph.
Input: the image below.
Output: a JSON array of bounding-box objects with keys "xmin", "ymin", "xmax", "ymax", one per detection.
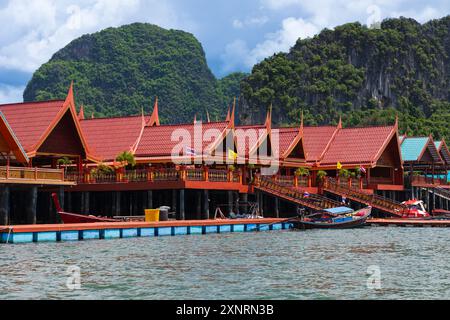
[
  {"xmin": 435, "ymin": 140, "xmax": 450, "ymax": 164},
  {"xmin": 0, "ymin": 111, "xmax": 29, "ymax": 163},
  {"xmin": 0, "ymin": 84, "xmax": 95, "ymax": 160},
  {"xmin": 248, "ymin": 107, "xmax": 272, "ymax": 158},
  {"xmin": 401, "ymin": 136, "xmax": 442, "ymax": 163},
  {"xmin": 302, "ymin": 126, "xmax": 339, "ymax": 163},
  {"xmin": 320, "ymin": 125, "xmax": 398, "ymax": 167}
]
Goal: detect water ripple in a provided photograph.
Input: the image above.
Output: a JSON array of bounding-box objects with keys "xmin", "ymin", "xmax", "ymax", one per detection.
[{"xmin": 1, "ymin": 227, "xmax": 449, "ymax": 299}]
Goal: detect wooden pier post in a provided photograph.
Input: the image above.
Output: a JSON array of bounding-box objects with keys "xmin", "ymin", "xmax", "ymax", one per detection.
[
  {"xmin": 235, "ymin": 192, "xmax": 240, "ymax": 215},
  {"xmin": 26, "ymin": 186, "xmax": 38, "ymax": 224},
  {"xmin": 82, "ymin": 192, "xmax": 90, "ymax": 214},
  {"xmin": 66, "ymin": 191, "xmax": 72, "ymax": 212},
  {"xmin": 196, "ymin": 191, "xmax": 202, "ymax": 219},
  {"xmin": 179, "ymin": 189, "xmax": 185, "ymax": 220},
  {"xmin": 0, "ymin": 186, "xmax": 10, "ymax": 225},
  {"xmin": 146, "ymin": 190, "xmax": 152, "ymax": 210},
  {"xmin": 172, "ymin": 189, "xmax": 177, "ymax": 214},
  {"xmin": 227, "ymin": 190, "xmax": 233, "ymax": 214},
  {"xmin": 203, "ymin": 190, "xmax": 209, "ymax": 220},
  {"xmin": 274, "ymin": 197, "xmax": 280, "ymax": 218}
]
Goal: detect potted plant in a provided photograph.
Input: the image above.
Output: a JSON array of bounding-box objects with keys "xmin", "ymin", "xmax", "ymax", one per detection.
[
  {"xmin": 115, "ymin": 151, "xmax": 136, "ymax": 182},
  {"xmin": 57, "ymin": 157, "xmax": 73, "ymax": 176},
  {"xmin": 295, "ymin": 167, "xmax": 310, "ymax": 177}
]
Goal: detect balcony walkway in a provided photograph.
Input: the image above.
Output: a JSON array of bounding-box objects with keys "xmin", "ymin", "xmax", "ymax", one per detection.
[
  {"xmin": 0, "ymin": 166, "xmax": 74, "ymax": 186},
  {"xmin": 66, "ymin": 168, "xmax": 250, "ymax": 192}
]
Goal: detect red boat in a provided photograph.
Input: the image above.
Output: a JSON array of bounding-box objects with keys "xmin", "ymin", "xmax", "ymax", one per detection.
[
  {"xmin": 52, "ymin": 193, "xmax": 119, "ymax": 224},
  {"xmin": 399, "ymin": 200, "xmax": 430, "ymax": 218}
]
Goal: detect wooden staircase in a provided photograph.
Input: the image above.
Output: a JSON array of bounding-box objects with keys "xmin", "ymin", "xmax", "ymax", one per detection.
[
  {"xmin": 434, "ymin": 187, "xmax": 450, "ymax": 201},
  {"xmin": 323, "ymin": 178, "xmax": 405, "ymax": 216},
  {"xmin": 254, "ymin": 176, "xmax": 342, "ymax": 211}
]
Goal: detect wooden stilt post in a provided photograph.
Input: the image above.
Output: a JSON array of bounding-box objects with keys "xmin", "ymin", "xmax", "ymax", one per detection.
[
  {"xmin": 203, "ymin": 190, "xmax": 209, "ymax": 220},
  {"xmin": 196, "ymin": 191, "xmax": 202, "ymax": 220},
  {"xmin": 0, "ymin": 186, "xmax": 10, "ymax": 226},
  {"xmin": 171, "ymin": 189, "xmax": 177, "ymax": 214},
  {"xmin": 179, "ymin": 190, "xmax": 185, "ymax": 220},
  {"xmin": 274, "ymin": 197, "xmax": 280, "ymax": 218},
  {"xmin": 227, "ymin": 190, "xmax": 233, "ymax": 214},
  {"xmin": 26, "ymin": 186, "xmax": 38, "ymax": 225},
  {"xmin": 146, "ymin": 190, "xmax": 152, "ymax": 210}
]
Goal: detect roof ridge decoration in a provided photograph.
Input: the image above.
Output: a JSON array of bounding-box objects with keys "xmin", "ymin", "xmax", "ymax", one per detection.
[
  {"xmin": 248, "ymin": 105, "xmax": 272, "ymax": 158},
  {"xmin": 147, "ymin": 97, "xmax": 160, "ymax": 127},
  {"xmin": 300, "ymin": 110, "xmax": 304, "ymax": 136},
  {"xmin": 229, "ymin": 97, "xmax": 236, "ymax": 129},
  {"xmin": 78, "ymin": 105, "xmax": 85, "ymax": 120},
  {"xmin": 206, "ymin": 109, "xmax": 211, "ymax": 123},
  {"xmin": 316, "ymin": 116, "xmax": 342, "ymax": 165},
  {"xmin": 130, "ymin": 108, "xmax": 148, "ymax": 154},
  {"xmin": 225, "ymin": 105, "xmax": 231, "ymax": 122},
  {"xmin": 281, "ymin": 111, "xmax": 307, "ymax": 161}
]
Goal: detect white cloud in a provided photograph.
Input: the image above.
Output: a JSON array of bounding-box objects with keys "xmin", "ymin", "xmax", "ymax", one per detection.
[
  {"xmin": 0, "ymin": 84, "xmax": 25, "ymax": 104},
  {"xmin": 0, "ymin": 0, "xmax": 194, "ymax": 73},
  {"xmin": 221, "ymin": 0, "xmax": 449, "ymax": 73},
  {"xmin": 222, "ymin": 17, "xmax": 318, "ymax": 72},
  {"xmin": 232, "ymin": 16, "xmax": 269, "ymax": 29}
]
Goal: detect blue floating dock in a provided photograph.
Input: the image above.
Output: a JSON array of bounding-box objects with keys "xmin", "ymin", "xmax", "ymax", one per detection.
[{"xmin": 0, "ymin": 218, "xmax": 291, "ymax": 245}]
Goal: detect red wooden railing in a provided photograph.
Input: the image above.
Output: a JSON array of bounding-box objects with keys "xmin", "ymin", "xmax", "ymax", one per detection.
[
  {"xmin": 323, "ymin": 177, "xmax": 405, "ymax": 216},
  {"xmin": 254, "ymin": 175, "xmax": 342, "ymax": 210}
]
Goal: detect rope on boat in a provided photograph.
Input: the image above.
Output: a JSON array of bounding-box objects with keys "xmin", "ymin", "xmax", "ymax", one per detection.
[{"xmin": 6, "ymin": 227, "xmax": 13, "ymax": 244}]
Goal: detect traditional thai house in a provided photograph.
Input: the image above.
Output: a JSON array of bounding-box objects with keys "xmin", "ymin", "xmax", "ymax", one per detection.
[
  {"xmin": 400, "ymin": 135, "xmax": 446, "ymax": 187},
  {"xmin": 0, "ymin": 84, "xmax": 97, "ymax": 225},
  {"xmin": 2, "ymin": 84, "xmax": 445, "ymax": 224}
]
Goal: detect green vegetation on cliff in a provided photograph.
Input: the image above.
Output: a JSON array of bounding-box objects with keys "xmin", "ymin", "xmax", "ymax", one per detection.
[
  {"xmin": 24, "ymin": 23, "xmax": 246, "ymax": 123},
  {"xmin": 240, "ymin": 17, "xmax": 450, "ymax": 140}
]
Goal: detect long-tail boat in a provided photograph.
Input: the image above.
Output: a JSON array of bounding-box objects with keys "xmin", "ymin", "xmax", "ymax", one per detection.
[
  {"xmin": 52, "ymin": 193, "xmax": 119, "ymax": 224},
  {"xmin": 292, "ymin": 206, "xmax": 372, "ymax": 230}
]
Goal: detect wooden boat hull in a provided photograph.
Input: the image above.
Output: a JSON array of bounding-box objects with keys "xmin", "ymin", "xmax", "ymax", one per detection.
[
  {"xmin": 52, "ymin": 193, "xmax": 119, "ymax": 224},
  {"xmin": 58, "ymin": 211, "xmax": 118, "ymax": 224},
  {"xmin": 292, "ymin": 207, "xmax": 371, "ymax": 230}
]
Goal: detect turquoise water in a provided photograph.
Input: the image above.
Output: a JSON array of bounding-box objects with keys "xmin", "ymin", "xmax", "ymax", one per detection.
[{"xmin": 1, "ymin": 227, "xmax": 449, "ymax": 300}]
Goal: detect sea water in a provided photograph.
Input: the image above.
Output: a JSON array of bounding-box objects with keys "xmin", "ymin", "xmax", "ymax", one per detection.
[{"xmin": 0, "ymin": 227, "xmax": 449, "ymax": 300}]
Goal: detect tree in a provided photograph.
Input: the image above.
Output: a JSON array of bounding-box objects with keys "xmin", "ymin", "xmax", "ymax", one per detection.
[
  {"xmin": 295, "ymin": 167, "xmax": 310, "ymax": 177},
  {"xmin": 57, "ymin": 157, "xmax": 73, "ymax": 175},
  {"xmin": 116, "ymin": 151, "xmax": 136, "ymax": 169}
]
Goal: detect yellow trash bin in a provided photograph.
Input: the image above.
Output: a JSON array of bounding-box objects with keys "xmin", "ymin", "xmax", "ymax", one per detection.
[{"xmin": 145, "ymin": 209, "xmax": 160, "ymax": 222}]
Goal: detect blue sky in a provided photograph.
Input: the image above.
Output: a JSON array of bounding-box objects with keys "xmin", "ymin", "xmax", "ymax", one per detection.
[{"xmin": 1, "ymin": 0, "xmax": 449, "ymax": 103}]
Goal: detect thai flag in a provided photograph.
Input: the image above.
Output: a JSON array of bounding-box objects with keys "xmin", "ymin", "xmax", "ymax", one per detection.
[
  {"xmin": 360, "ymin": 166, "xmax": 367, "ymax": 174},
  {"xmin": 303, "ymin": 192, "xmax": 310, "ymax": 198},
  {"xmin": 185, "ymin": 147, "xmax": 197, "ymax": 156}
]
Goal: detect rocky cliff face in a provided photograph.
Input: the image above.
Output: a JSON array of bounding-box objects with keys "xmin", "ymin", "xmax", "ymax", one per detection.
[
  {"xmin": 24, "ymin": 23, "xmax": 245, "ymax": 123},
  {"xmin": 239, "ymin": 17, "xmax": 450, "ymax": 140}
]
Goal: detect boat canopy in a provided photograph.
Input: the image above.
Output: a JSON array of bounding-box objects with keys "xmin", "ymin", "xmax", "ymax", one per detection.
[{"xmin": 323, "ymin": 207, "xmax": 354, "ymax": 215}]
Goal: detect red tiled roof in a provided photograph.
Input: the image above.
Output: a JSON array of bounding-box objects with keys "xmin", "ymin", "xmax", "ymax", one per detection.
[
  {"xmin": 274, "ymin": 128, "xmax": 300, "ymax": 158},
  {"xmin": 0, "ymin": 100, "xmax": 65, "ymax": 152},
  {"xmin": 302, "ymin": 126, "xmax": 337, "ymax": 163},
  {"xmin": 235, "ymin": 125, "xmax": 267, "ymax": 157},
  {"xmin": 320, "ymin": 126, "xmax": 395, "ymax": 165},
  {"xmin": 135, "ymin": 121, "xmax": 229, "ymax": 157},
  {"xmin": 81, "ymin": 115, "xmax": 148, "ymax": 161}
]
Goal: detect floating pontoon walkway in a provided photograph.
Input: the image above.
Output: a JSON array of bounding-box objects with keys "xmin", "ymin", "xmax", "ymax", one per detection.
[
  {"xmin": 0, "ymin": 218, "xmax": 292, "ymax": 244},
  {"xmin": 368, "ymin": 218, "xmax": 450, "ymax": 227}
]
